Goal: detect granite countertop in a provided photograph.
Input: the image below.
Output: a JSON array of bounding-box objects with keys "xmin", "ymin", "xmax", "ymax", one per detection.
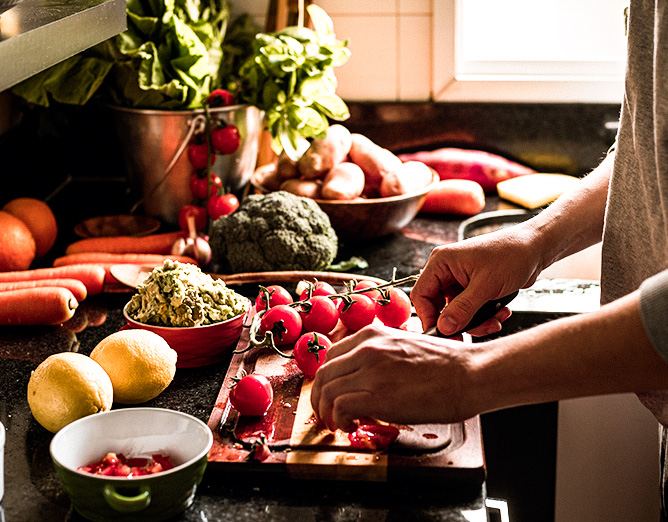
[{"xmin": 0, "ymin": 210, "xmax": 498, "ymax": 521}]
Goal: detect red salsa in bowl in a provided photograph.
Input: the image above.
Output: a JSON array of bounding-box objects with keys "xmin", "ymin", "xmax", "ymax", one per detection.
[{"xmin": 78, "ymin": 452, "xmax": 174, "ymax": 477}]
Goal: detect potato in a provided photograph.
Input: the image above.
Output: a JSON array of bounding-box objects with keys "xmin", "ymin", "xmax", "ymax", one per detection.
[
  {"xmin": 348, "ymin": 133, "xmax": 403, "ymax": 189},
  {"xmin": 298, "ymin": 125, "xmax": 353, "ymax": 180},
  {"xmin": 279, "ymin": 178, "xmax": 323, "ymax": 199},
  {"xmin": 321, "ymin": 162, "xmax": 366, "ymax": 200},
  {"xmin": 379, "ymin": 161, "xmax": 434, "ymax": 197},
  {"xmin": 256, "ymin": 166, "xmax": 283, "ymax": 192}
]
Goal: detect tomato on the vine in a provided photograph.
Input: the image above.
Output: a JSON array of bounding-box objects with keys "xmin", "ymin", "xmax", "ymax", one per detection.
[
  {"xmin": 229, "ymin": 373, "xmax": 273, "ymax": 416},
  {"xmin": 375, "ymin": 287, "xmax": 412, "ymax": 328},
  {"xmin": 338, "ymin": 293, "xmax": 376, "ymax": 331},
  {"xmin": 189, "ymin": 172, "xmax": 223, "ymax": 200},
  {"xmin": 299, "ymin": 281, "xmax": 336, "ymax": 301},
  {"xmin": 211, "ymin": 125, "xmax": 241, "ymax": 155},
  {"xmin": 259, "ymin": 304, "xmax": 302, "ymax": 345},
  {"xmin": 187, "ymin": 140, "xmax": 215, "ymax": 170},
  {"xmin": 298, "ymin": 295, "xmax": 339, "ymax": 335},
  {"xmin": 207, "ymin": 89, "xmax": 236, "ymax": 107},
  {"xmin": 178, "ymin": 204, "xmax": 208, "ymax": 233},
  {"xmin": 293, "ymin": 332, "xmax": 332, "ymax": 377},
  {"xmin": 353, "ymin": 280, "xmax": 382, "ymax": 301},
  {"xmin": 255, "ymin": 285, "xmax": 293, "ymax": 312},
  {"xmin": 207, "ymin": 192, "xmax": 239, "ymax": 220}
]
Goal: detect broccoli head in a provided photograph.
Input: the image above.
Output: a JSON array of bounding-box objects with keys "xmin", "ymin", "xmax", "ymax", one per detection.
[{"xmin": 209, "ymin": 191, "xmax": 338, "ymax": 273}]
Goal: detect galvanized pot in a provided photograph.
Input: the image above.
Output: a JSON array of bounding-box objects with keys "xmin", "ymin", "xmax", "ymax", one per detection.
[{"xmin": 111, "ymin": 104, "xmax": 262, "ymax": 225}]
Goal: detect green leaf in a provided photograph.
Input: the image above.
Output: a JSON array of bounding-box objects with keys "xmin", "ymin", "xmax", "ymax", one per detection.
[
  {"xmin": 313, "ymin": 93, "xmax": 350, "ymax": 121},
  {"xmin": 12, "ymin": 56, "xmax": 113, "ymax": 107}
]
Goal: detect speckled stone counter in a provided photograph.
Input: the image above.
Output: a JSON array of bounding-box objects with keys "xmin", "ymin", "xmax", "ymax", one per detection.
[{"xmin": 0, "ymin": 212, "xmax": 496, "ymax": 522}]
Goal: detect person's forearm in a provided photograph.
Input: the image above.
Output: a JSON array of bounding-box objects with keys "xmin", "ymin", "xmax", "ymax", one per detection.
[
  {"xmin": 469, "ymin": 289, "xmax": 668, "ymax": 413},
  {"xmin": 524, "ymin": 152, "xmax": 613, "ymax": 271}
]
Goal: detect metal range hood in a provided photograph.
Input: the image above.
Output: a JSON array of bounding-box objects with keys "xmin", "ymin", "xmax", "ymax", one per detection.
[{"xmin": 0, "ymin": 0, "xmax": 126, "ymax": 92}]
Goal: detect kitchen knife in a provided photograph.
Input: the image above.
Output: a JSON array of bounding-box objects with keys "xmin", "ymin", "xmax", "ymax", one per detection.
[{"xmin": 423, "ymin": 290, "xmax": 519, "ymax": 337}]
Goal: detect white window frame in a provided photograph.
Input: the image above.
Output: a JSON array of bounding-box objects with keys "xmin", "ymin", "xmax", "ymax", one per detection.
[{"xmin": 432, "ymin": 0, "xmax": 627, "ymax": 103}]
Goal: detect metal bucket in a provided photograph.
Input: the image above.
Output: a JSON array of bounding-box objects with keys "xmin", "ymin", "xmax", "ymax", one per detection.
[{"xmin": 111, "ymin": 104, "xmax": 262, "ymax": 225}]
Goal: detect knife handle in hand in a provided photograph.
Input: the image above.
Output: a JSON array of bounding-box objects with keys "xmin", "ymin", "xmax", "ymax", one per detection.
[{"xmin": 423, "ymin": 290, "xmax": 519, "ymax": 338}]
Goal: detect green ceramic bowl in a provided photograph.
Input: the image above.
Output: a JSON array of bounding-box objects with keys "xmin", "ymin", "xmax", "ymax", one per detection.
[{"xmin": 50, "ymin": 408, "xmax": 213, "ymax": 522}]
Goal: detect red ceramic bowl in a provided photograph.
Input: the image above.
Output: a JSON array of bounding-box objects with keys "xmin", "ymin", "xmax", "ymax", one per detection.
[{"xmin": 122, "ymin": 298, "xmax": 250, "ymax": 368}]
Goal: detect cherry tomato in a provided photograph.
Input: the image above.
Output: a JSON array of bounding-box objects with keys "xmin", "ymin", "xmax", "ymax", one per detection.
[
  {"xmin": 353, "ymin": 280, "xmax": 382, "ymax": 301},
  {"xmin": 255, "ymin": 284, "xmax": 294, "ymax": 312},
  {"xmin": 259, "ymin": 304, "xmax": 302, "ymax": 345},
  {"xmin": 299, "ymin": 281, "xmax": 336, "ymax": 301},
  {"xmin": 293, "ymin": 332, "xmax": 332, "ymax": 377},
  {"xmin": 229, "ymin": 373, "xmax": 273, "ymax": 416},
  {"xmin": 187, "ymin": 140, "xmax": 215, "ymax": 170},
  {"xmin": 211, "ymin": 125, "xmax": 241, "ymax": 155},
  {"xmin": 338, "ymin": 293, "xmax": 376, "ymax": 331},
  {"xmin": 348, "ymin": 424, "xmax": 400, "ymax": 451},
  {"xmin": 207, "ymin": 89, "xmax": 236, "ymax": 107},
  {"xmin": 189, "ymin": 172, "xmax": 223, "ymax": 200},
  {"xmin": 178, "ymin": 204, "xmax": 208, "ymax": 233},
  {"xmin": 207, "ymin": 193, "xmax": 239, "ymax": 220},
  {"xmin": 298, "ymin": 295, "xmax": 339, "ymax": 335},
  {"xmin": 375, "ymin": 287, "xmax": 412, "ymax": 328}
]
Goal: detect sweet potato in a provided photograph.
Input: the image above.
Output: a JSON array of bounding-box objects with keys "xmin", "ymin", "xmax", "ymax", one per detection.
[
  {"xmin": 379, "ymin": 161, "xmax": 434, "ymax": 197},
  {"xmin": 348, "ymin": 133, "xmax": 403, "ymax": 189},
  {"xmin": 398, "ymin": 148, "xmax": 535, "ymax": 192},
  {"xmin": 280, "ymin": 178, "xmax": 323, "ymax": 199},
  {"xmin": 0, "ymin": 287, "xmax": 78, "ymax": 325},
  {"xmin": 320, "ymin": 162, "xmax": 366, "ymax": 200},
  {"xmin": 298, "ymin": 125, "xmax": 353, "ymax": 179},
  {"xmin": 419, "ymin": 179, "xmax": 486, "ymax": 216},
  {"xmin": 65, "ymin": 231, "xmax": 186, "ymax": 255},
  {"xmin": 0, "ymin": 265, "xmax": 106, "ymax": 295}
]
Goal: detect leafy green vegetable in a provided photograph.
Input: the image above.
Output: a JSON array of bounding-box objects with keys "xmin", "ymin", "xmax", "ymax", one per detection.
[
  {"xmin": 237, "ymin": 5, "xmax": 350, "ymax": 159},
  {"xmin": 12, "ymin": 0, "xmax": 260, "ymax": 110}
]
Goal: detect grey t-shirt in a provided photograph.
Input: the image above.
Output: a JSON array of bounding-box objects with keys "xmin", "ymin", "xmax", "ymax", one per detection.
[{"xmin": 603, "ymin": 0, "xmax": 668, "ymax": 425}]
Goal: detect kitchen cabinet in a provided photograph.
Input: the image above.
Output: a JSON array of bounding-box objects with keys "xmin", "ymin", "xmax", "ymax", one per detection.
[{"xmin": 0, "ymin": 0, "xmax": 126, "ymax": 92}]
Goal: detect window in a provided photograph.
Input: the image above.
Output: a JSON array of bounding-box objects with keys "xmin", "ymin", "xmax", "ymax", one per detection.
[{"xmin": 433, "ymin": 0, "xmax": 628, "ymax": 103}]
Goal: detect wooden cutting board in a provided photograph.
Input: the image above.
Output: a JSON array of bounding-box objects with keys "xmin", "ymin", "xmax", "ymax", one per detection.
[{"xmin": 206, "ymin": 311, "xmax": 486, "ymax": 485}]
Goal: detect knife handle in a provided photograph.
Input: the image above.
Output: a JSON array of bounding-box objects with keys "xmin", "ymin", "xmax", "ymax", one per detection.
[{"xmin": 424, "ymin": 290, "xmax": 519, "ymax": 338}]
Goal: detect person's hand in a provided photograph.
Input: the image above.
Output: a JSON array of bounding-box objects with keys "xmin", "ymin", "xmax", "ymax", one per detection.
[
  {"xmin": 411, "ymin": 226, "xmax": 544, "ymax": 336},
  {"xmin": 310, "ymin": 324, "xmax": 481, "ymax": 432}
]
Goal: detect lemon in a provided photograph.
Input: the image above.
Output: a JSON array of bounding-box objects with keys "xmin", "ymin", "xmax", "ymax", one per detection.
[
  {"xmin": 27, "ymin": 352, "xmax": 113, "ymax": 433},
  {"xmin": 90, "ymin": 330, "xmax": 177, "ymax": 404}
]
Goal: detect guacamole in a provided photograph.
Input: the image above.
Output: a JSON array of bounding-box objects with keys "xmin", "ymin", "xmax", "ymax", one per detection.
[{"xmin": 126, "ymin": 260, "xmax": 247, "ymax": 327}]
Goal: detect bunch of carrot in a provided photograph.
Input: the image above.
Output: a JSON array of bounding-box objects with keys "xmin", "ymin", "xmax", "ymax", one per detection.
[{"xmin": 0, "ymin": 231, "xmax": 200, "ymax": 326}]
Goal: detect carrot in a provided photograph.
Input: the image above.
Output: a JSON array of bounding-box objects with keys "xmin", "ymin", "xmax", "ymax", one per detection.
[
  {"xmin": 321, "ymin": 162, "xmax": 366, "ymax": 200},
  {"xmin": 398, "ymin": 148, "xmax": 535, "ymax": 193},
  {"xmin": 65, "ymin": 231, "xmax": 186, "ymax": 255},
  {"xmin": 0, "ymin": 265, "xmax": 106, "ymax": 295},
  {"xmin": 53, "ymin": 253, "xmax": 199, "ymax": 267},
  {"xmin": 0, "ymin": 287, "xmax": 78, "ymax": 325},
  {"xmin": 419, "ymin": 179, "xmax": 486, "ymax": 216},
  {"xmin": 52, "ymin": 253, "xmax": 200, "ymax": 284},
  {"xmin": 0, "ymin": 278, "xmax": 87, "ymax": 302}
]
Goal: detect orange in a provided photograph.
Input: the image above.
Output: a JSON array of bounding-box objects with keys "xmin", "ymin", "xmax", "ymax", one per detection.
[
  {"xmin": 0, "ymin": 210, "xmax": 36, "ymax": 271},
  {"xmin": 3, "ymin": 197, "xmax": 58, "ymax": 258}
]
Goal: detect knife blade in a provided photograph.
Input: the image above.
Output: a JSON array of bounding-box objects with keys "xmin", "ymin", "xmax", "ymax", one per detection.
[{"xmin": 423, "ymin": 290, "xmax": 519, "ymax": 337}]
